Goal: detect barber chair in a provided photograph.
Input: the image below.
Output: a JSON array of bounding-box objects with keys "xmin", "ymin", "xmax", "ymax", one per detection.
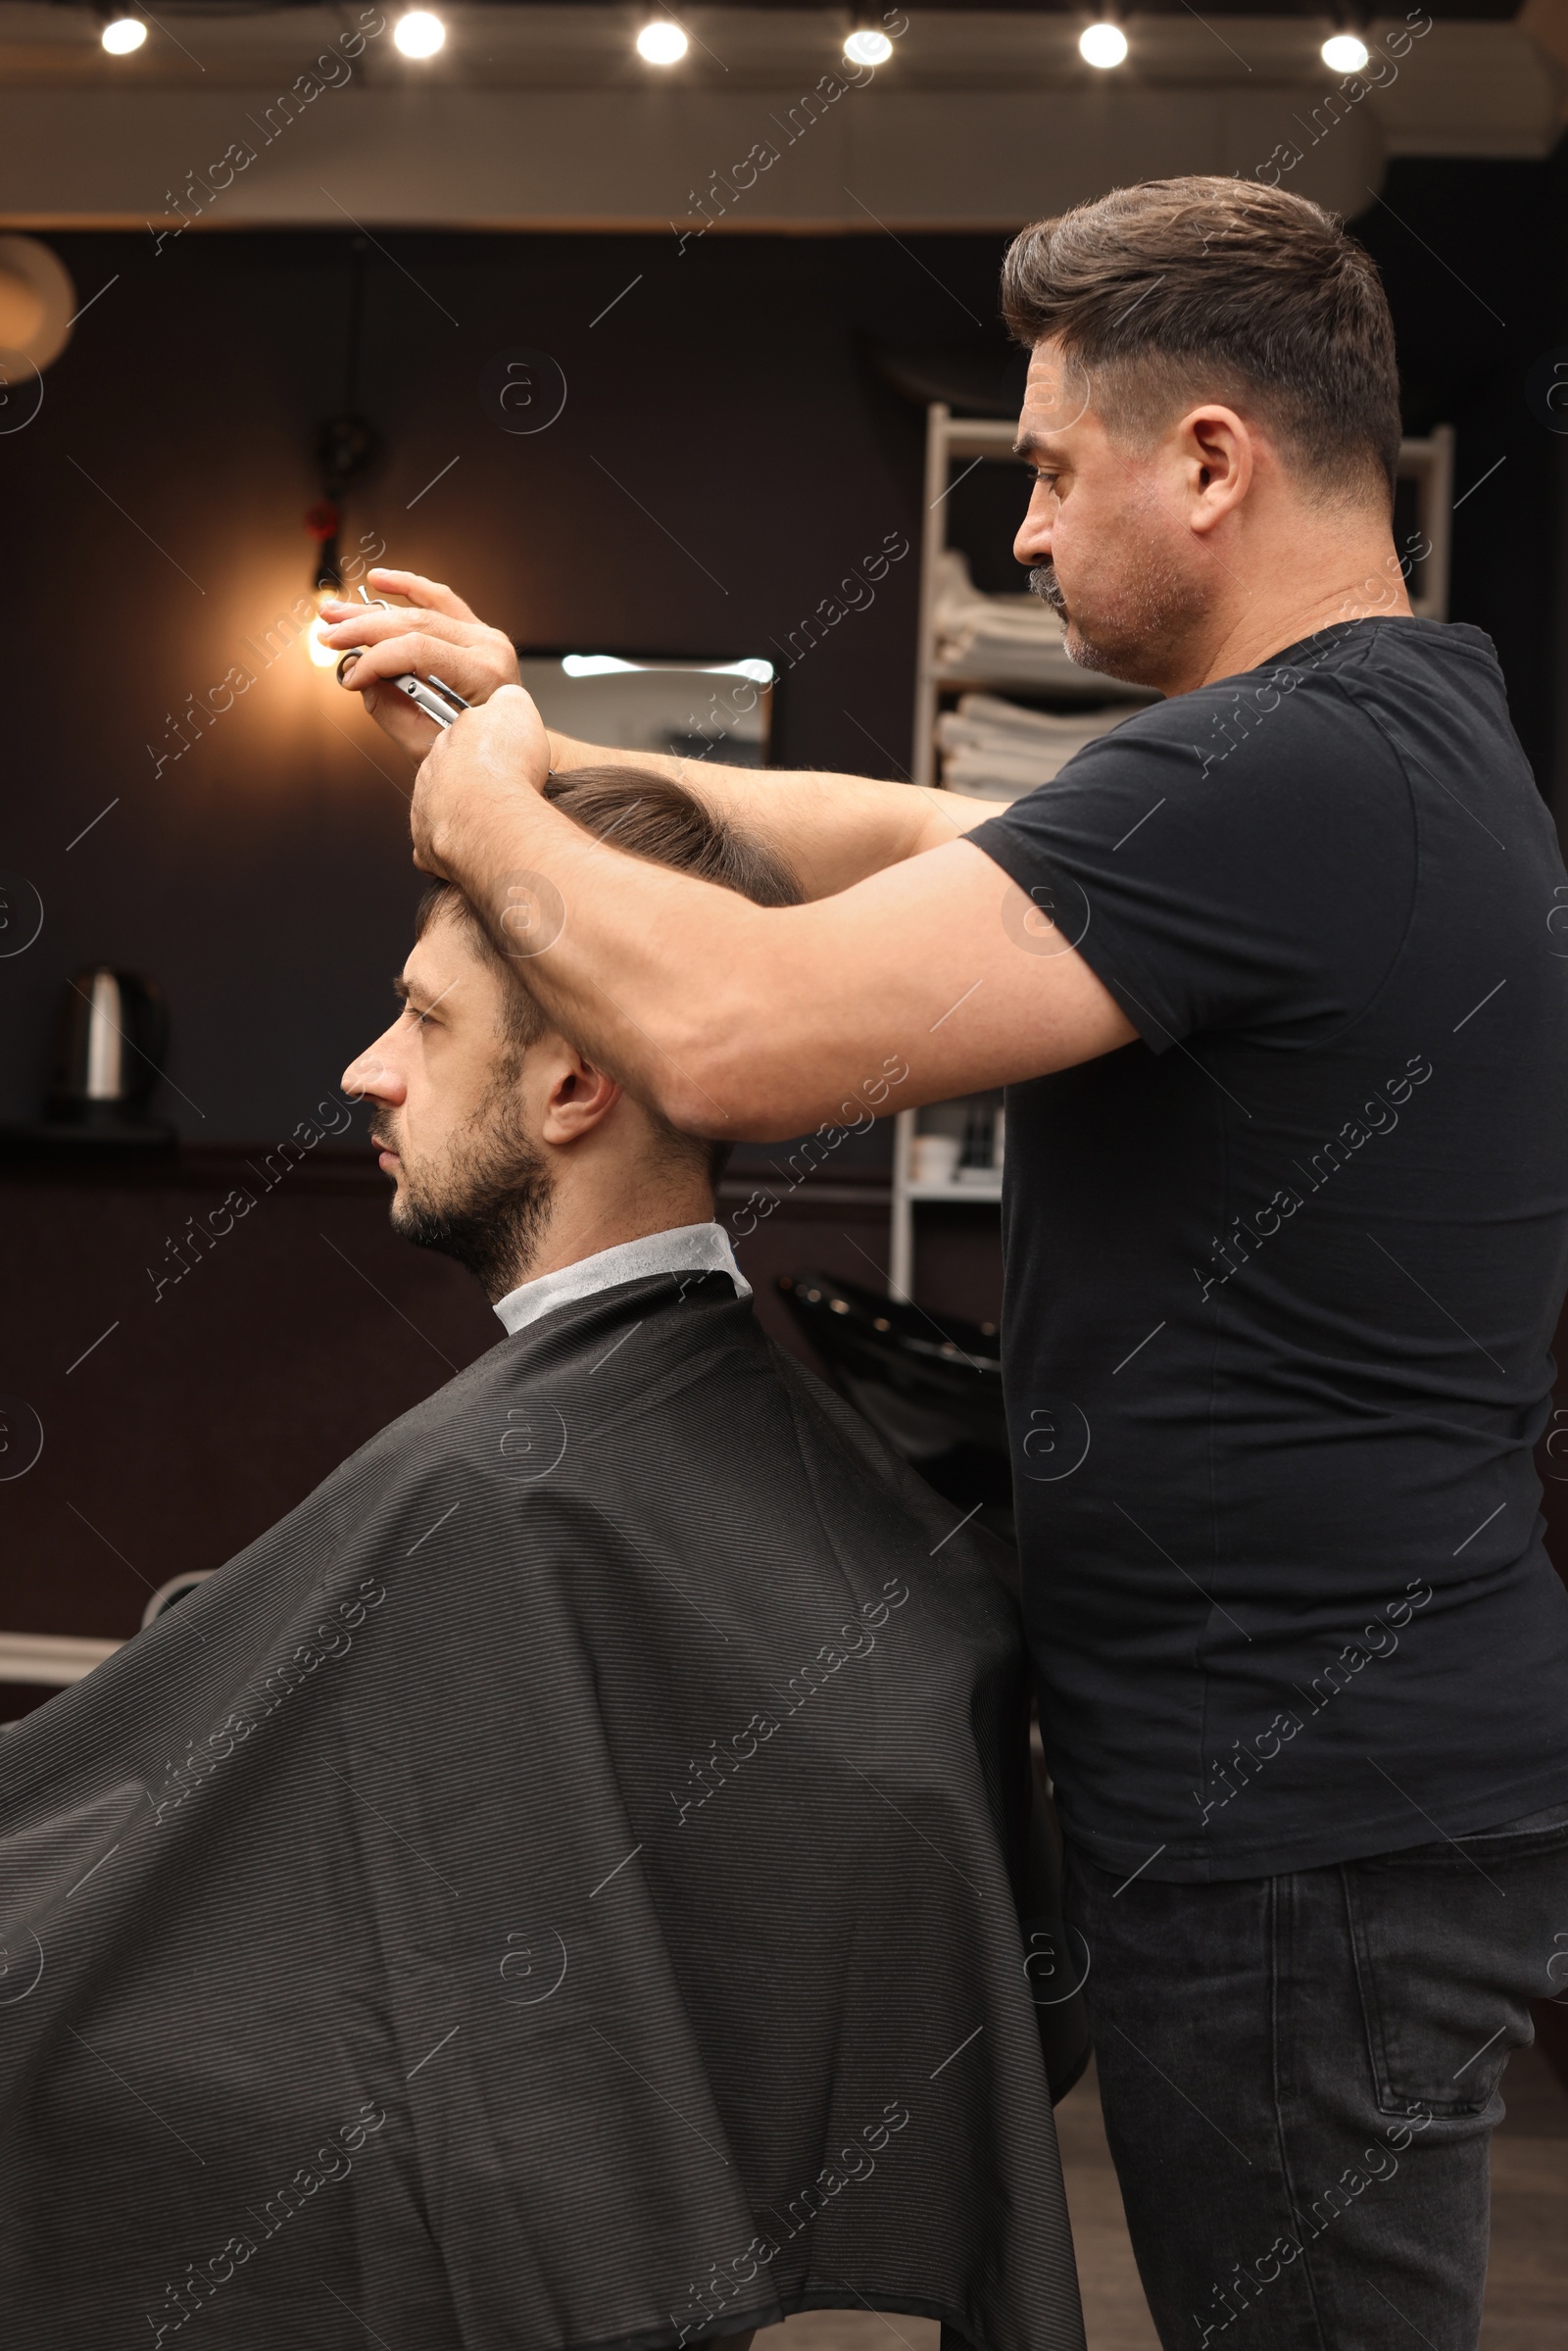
[{"xmin": 777, "ymin": 1270, "xmax": 1015, "ymax": 1545}]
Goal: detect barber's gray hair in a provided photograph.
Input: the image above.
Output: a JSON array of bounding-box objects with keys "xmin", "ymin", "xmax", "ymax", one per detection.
[{"xmin": 1002, "ymin": 175, "xmax": 1400, "ymax": 501}]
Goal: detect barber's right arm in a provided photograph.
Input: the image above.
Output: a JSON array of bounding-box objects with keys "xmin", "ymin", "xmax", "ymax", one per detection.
[{"xmin": 321, "ymin": 568, "xmax": 993, "ymax": 902}]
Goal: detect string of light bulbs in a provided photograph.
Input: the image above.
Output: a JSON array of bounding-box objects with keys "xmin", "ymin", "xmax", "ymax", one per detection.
[{"xmin": 93, "ymin": 9, "xmax": 1375, "ymax": 82}]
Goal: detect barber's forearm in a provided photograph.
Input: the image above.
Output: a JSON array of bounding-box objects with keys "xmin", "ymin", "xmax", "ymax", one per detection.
[{"xmin": 544, "ymin": 729, "xmax": 987, "ymax": 899}]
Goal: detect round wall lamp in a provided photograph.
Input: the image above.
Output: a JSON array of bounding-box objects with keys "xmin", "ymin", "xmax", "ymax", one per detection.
[
  {"xmin": 0, "ymin": 236, "xmax": 77, "ymax": 374},
  {"xmin": 845, "ymin": 27, "xmax": 894, "ymax": 66}
]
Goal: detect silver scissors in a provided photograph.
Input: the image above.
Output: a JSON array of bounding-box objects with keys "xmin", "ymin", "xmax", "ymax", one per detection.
[{"xmin": 335, "ymin": 584, "xmax": 471, "ymax": 730}]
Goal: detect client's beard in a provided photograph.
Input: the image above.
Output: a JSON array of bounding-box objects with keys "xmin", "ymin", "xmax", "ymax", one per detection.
[{"xmin": 386, "ymin": 1067, "xmax": 555, "ymax": 1302}]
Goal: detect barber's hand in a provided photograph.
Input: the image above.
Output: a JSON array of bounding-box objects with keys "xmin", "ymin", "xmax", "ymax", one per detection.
[
  {"xmin": 319, "ymin": 568, "xmax": 523, "ymax": 762},
  {"xmin": 410, "ymin": 684, "xmax": 553, "ymax": 878}
]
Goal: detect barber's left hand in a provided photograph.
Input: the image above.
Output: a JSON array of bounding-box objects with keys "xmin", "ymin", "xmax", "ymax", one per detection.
[{"xmin": 410, "ymin": 685, "xmax": 553, "ymax": 878}]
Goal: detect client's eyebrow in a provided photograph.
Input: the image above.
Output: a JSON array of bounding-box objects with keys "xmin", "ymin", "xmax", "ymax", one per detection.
[{"xmin": 393, "ymin": 973, "xmax": 462, "ymax": 1017}]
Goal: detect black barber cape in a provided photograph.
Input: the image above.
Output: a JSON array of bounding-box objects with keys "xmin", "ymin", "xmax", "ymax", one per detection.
[{"xmin": 0, "ymin": 1272, "xmax": 1087, "ymax": 2351}]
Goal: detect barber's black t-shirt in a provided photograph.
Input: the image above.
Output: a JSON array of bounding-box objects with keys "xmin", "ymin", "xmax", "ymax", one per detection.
[{"xmin": 970, "ymin": 617, "xmax": 1568, "ymax": 1882}]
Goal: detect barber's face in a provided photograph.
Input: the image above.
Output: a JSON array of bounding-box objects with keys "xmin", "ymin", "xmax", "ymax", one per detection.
[
  {"xmin": 341, "ymin": 908, "xmax": 551, "ymax": 1295},
  {"xmin": 1012, "ymin": 335, "xmax": 1200, "ymax": 687}
]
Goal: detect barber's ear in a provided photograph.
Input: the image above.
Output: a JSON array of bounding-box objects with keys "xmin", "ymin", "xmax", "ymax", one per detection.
[
  {"xmin": 1179, "ymin": 404, "xmax": 1252, "ymax": 535},
  {"xmin": 540, "ymin": 1048, "xmax": 622, "ymax": 1145}
]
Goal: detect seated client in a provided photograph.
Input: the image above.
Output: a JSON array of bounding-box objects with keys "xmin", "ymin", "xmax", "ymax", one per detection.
[{"xmin": 0, "ymin": 769, "xmax": 1086, "ymax": 2351}]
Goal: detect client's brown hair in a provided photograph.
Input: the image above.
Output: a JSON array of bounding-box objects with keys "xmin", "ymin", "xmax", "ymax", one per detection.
[{"xmin": 416, "ymin": 763, "xmax": 802, "ymax": 1179}]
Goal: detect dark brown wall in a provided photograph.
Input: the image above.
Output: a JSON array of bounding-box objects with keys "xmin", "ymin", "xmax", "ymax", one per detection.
[{"xmin": 0, "ymin": 1151, "xmax": 496, "ymax": 1648}]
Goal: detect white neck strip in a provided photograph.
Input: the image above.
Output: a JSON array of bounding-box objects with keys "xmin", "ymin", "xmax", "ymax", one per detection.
[{"xmin": 492, "ymin": 1220, "xmax": 751, "ymax": 1337}]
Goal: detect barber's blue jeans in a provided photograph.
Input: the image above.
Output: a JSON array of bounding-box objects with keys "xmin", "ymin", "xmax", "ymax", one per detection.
[{"xmin": 1061, "ymin": 1805, "xmax": 1568, "ymax": 2350}]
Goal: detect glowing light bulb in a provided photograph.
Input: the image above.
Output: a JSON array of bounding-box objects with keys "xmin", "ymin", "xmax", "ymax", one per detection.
[
  {"xmin": 308, "ymin": 590, "xmax": 344, "ymax": 669},
  {"xmin": 1079, "ymin": 21, "xmax": 1128, "ymax": 67},
  {"xmin": 101, "ymin": 15, "xmax": 148, "ymax": 52},
  {"xmin": 845, "ymin": 28, "xmax": 894, "ymax": 66},
  {"xmin": 394, "ymin": 10, "xmax": 445, "ymax": 59},
  {"xmin": 1321, "ymin": 30, "xmax": 1369, "ymax": 71},
  {"xmin": 636, "ymin": 20, "xmax": 688, "ymax": 65}
]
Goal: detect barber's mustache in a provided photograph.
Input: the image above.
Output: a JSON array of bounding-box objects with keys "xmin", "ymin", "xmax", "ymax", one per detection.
[{"xmin": 1029, "ymin": 563, "xmax": 1067, "ymax": 616}]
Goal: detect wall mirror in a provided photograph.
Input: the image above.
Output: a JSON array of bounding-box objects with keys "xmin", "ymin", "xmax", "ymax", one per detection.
[{"xmin": 515, "ymin": 653, "xmax": 774, "ymax": 767}]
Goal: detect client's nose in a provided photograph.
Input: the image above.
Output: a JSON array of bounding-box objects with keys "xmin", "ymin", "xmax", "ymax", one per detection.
[{"xmin": 341, "ymin": 1047, "xmax": 400, "ymax": 1105}]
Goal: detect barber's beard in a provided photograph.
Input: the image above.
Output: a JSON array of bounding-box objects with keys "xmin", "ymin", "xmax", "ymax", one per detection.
[
  {"xmin": 1030, "ymin": 562, "xmax": 1067, "ymax": 618},
  {"xmin": 386, "ymin": 1064, "xmax": 555, "ymax": 1302},
  {"xmin": 1030, "ymin": 552, "xmax": 1192, "ymax": 687}
]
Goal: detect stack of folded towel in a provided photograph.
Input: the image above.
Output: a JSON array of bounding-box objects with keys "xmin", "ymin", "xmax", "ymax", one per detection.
[{"xmin": 936, "ymin": 692, "xmax": 1134, "ymax": 800}]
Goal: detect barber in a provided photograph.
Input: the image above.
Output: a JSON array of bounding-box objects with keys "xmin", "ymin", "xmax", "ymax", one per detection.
[{"xmin": 325, "ymin": 175, "xmax": 1568, "ymax": 2351}]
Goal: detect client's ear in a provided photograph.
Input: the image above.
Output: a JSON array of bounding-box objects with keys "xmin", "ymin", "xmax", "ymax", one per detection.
[{"xmin": 538, "ymin": 1043, "xmax": 622, "ymax": 1147}]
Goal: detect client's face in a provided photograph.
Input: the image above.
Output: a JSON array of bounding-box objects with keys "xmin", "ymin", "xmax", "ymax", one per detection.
[{"xmin": 342, "ymin": 908, "xmax": 553, "ymax": 1299}]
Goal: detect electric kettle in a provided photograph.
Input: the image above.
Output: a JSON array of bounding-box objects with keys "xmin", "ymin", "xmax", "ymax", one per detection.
[{"xmin": 48, "ymin": 967, "xmax": 170, "ymax": 1129}]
